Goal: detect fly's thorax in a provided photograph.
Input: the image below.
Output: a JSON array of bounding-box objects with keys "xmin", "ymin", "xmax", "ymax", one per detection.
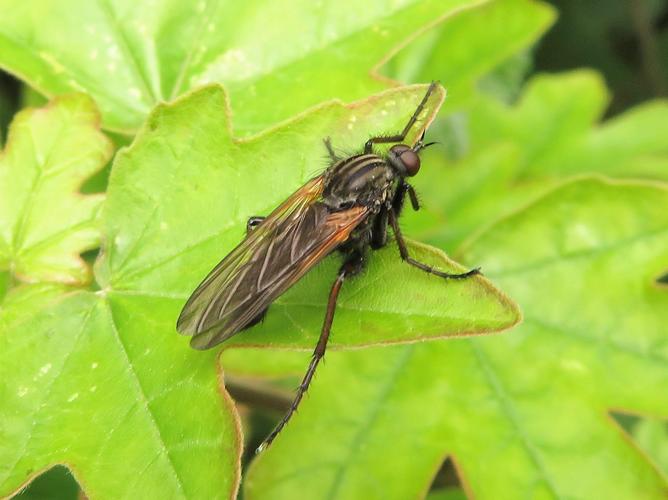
[{"xmin": 323, "ymin": 153, "xmax": 396, "ymax": 210}]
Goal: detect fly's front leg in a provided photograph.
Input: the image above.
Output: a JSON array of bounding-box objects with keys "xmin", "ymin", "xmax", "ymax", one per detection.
[
  {"xmin": 364, "ymin": 82, "xmax": 438, "ymax": 153},
  {"xmin": 374, "ymin": 181, "xmax": 419, "ymax": 249},
  {"xmin": 246, "ymin": 216, "xmax": 265, "ymax": 235},
  {"xmin": 406, "ymin": 184, "xmax": 419, "ymax": 211},
  {"xmin": 257, "ymin": 252, "xmax": 365, "ymax": 452},
  {"xmin": 323, "ymin": 137, "xmax": 340, "ymax": 162},
  {"xmin": 388, "ymin": 209, "xmax": 480, "ymax": 279},
  {"xmin": 393, "ymin": 180, "xmax": 420, "ymax": 217}
]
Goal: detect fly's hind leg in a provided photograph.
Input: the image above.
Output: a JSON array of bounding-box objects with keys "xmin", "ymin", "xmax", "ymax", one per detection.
[
  {"xmin": 243, "ymin": 308, "xmax": 268, "ymax": 330},
  {"xmin": 388, "ymin": 208, "xmax": 480, "ymax": 279},
  {"xmin": 257, "ymin": 251, "xmax": 365, "ymax": 452}
]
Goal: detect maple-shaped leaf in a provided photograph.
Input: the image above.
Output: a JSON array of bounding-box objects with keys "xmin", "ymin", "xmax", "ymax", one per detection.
[
  {"xmin": 0, "ymin": 94, "xmax": 111, "ymax": 285},
  {"xmin": 98, "ymin": 83, "xmax": 519, "ymax": 347},
  {"xmin": 245, "ymin": 178, "xmax": 668, "ymax": 500},
  {"xmin": 0, "ymin": 0, "xmax": 486, "ymax": 134},
  {"xmin": 0, "ymin": 85, "xmax": 519, "ymax": 498},
  {"xmin": 216, "ymin": 0, "xmax": 558, "ymax": 379},
  {"xmin": 0, "ymin": 284, "xmax": 242, "ymax": 499}
]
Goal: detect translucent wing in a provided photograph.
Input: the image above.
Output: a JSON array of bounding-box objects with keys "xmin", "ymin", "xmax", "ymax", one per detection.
[{"xmin": 176, "ymin": 176, "xmax": 368, "ymax": 350}]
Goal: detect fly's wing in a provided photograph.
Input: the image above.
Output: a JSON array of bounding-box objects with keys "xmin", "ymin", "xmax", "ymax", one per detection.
[{"xmin": 176, "ymin": 176, "xmax": 368, "ymax": 350}]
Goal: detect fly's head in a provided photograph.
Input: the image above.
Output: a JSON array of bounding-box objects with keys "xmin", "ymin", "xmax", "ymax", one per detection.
[
  {"xmin": 387, "ymin": 144, "xmax": 420, "ymax": 177},
  {"xmin": 387, "ymin": 140, "xmax": 436, "ymax": 178}
]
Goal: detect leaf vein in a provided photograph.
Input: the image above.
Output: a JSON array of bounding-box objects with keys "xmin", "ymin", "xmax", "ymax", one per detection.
[
  {"xmin": 104, "ymin": 299, "xmax": 188, "ymax": 498},
  {"xmin": 326, "ymin": 347, "xmax": 415, "ymax": 499},
  {"xmin": 94, "ymin": 0, "xmax": 161, "ymax": 101},
  {"xmin": 490, "ymin": 226, "xmax": 668, "ymax": 278},
  {"xmin": 470, "ymin": 340, "xmax": 563, "ymax": 499}
]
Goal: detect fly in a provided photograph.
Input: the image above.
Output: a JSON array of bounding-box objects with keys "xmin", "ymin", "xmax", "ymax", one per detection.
[{"xmin": 176, "ymin": 83, "xmax": 481, "ymax": 450}]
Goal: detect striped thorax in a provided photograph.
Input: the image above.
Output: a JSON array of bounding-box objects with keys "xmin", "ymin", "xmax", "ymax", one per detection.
[{"xmin": 323, "ymin": 153, "xmax": 395, "ymax": 211}]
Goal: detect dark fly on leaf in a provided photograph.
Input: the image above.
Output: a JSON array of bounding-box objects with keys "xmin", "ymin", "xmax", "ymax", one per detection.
[{"xmin": 176, "ymin": 83, "xmax": 480, "ymax": 451}]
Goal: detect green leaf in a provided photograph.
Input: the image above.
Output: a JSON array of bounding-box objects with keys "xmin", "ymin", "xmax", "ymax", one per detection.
[
  {"xmin": 0, "ymin": 0, "xmax": 484, "ymax": 134},
  {"xmin": 630, "ymin": 417, "xmax": 668, "ymax": 478},
  {"xmin": 0, "ymin": 91, "xmax": 242, "ymax": 500},
  {"xmin": 466, "ymin": 70, "xmax": 668, "ymax": 179},
  {"xmin": 0, "ymin": 271, "xmax": 9, "ymax": 301},
  {"xmin": 100, "ymin": 84, "xmax": 518, "ymax": 348},
  {"xmin": 215, "ymin": 0, "xmax": 557, "ymax": 380},
  {"xmin": 221, "ymin": 348, "xmax": 308, "ymax": 378},
  {"xmin": 403, "ymin": 70, "xmax": 668, "ymax": 249},
  {"xmin": 384, "ymin": 0, "xmax": 555, "ymax": 110},
  {"xmin": 0, "ymin": 284, "xmax": 242, "ymax": 499},
  {"xmin": 245, "ymin": 178, "xmax": 668, "ymax": 499},
  {"xmin": 0, "ymin": 94, "xmax": 111, "ymax": 285},
  {"xmin": 1, "ymin": 84, "xmax": 519, "ymax": 498}
]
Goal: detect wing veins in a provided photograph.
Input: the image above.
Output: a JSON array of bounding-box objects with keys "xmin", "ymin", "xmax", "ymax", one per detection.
[{"xmin": 178, "ymin": 175, "xmax": 368, "ymax": 349}]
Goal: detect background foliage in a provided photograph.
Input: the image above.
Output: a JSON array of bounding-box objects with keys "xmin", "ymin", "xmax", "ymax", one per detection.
[{"xmin": 0, "ymin": 0, "xmax": 667, "ymax": 499}]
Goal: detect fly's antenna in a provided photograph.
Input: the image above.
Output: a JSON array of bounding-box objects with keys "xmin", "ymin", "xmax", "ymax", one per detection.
[{"xmin": 412, "ymin": 141, "xmax": 439, "ymax": 153}]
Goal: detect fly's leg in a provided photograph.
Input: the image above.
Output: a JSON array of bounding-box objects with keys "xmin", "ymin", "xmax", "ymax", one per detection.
[
  {"xmin": 393, "ymin": 180, "xmax": 420, "ymax": 217},
  {"xmin": 323, "ymin": 137, "xmax": 340, "ymax": 162},
  {"xmin": 371, "ymin": 208, "xmax": 388, "ymax": 249},
  {"xmin": 373, "ymin": 181, "xmax": 419, "ymax": 249},
  {"xmin": 388, "ymin": 209, "xmax": 480, "ymax": 279},
  {"xmin": 257, "ymin": 252, "xmax": 364, "ymax": 452},
  {"xmin": 246, "ymin": 216, "xmax": 265, "ymax": 234},
  {"xmin": 364, "ymin": 82, "xmax": 438, "ymax": 153},
  {"xmin": 406, "ymin": 184, "xmax": 420, "ymax": 211},
  {"xmin": 243, "ymin": 309, "xmax": 268, "ymax": 330}
]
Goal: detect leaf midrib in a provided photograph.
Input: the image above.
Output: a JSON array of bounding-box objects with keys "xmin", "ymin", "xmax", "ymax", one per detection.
[
  {"xmin": 169, "ymin": 0, "xmax": 223, "ymax": 100},
  {"xmin": 104, "ymin": 298, "xmax": 189, "ymax": 499},
  {"xmin": 326, "ymin": 346, "xmax": 416, "ymax": 499},
  {"xmin": 484, "ymin": 224, "xmax": 668, "ymax": 279},
  {"xmin": 11, "ymin": 119, "xmax": 70, "ymax": 253},
  {"xmin": 469, "ymin": 339, "xmax": 564, "ymax": 499},
  {"xmin": 525, "ymin": 315, "xmax": 668, "ymax": 366},
  {"xmin": 94, "ymin": 0, "xmax": 160, "ymax": 102}
]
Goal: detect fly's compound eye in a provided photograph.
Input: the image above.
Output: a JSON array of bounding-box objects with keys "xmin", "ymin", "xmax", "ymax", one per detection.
[
  {"xmin": 389, "ymin": 144, "xmax": 421, "ymax": 177},
  {"xmin": 400, "ymin": 149, "xmax": 421, "ymax": 176}
]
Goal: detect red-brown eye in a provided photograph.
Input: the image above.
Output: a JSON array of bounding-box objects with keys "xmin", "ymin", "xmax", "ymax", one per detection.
[
  {"xmin": 400, "ymin": 150, "xmax": 420, "ymax": 176},
  {"xmin": 389, "ymin": 144, "xmax": 421, "ymax": 177}
]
